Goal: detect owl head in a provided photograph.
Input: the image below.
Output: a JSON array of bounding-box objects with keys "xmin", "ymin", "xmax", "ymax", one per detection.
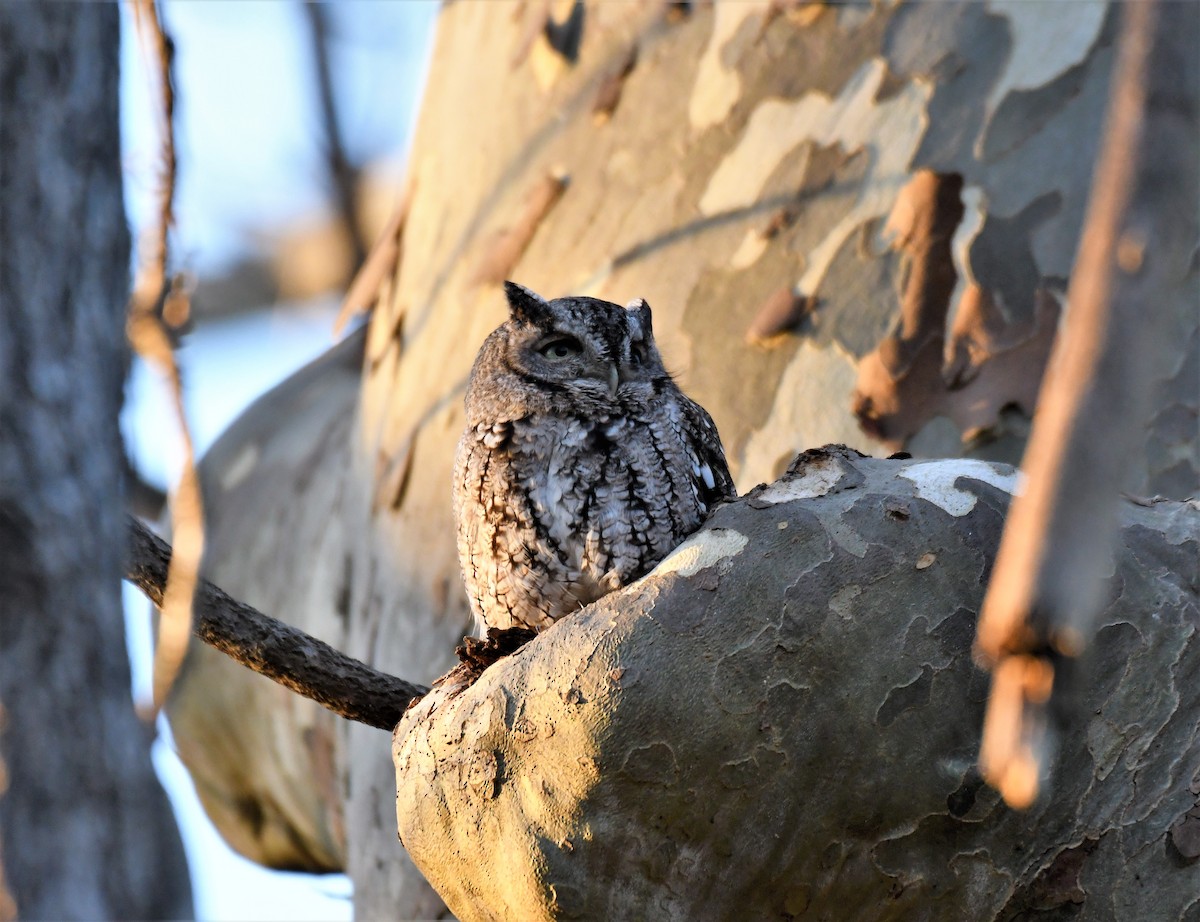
[{"xmin": 463, "ymin": 281, "xmax": 670, "ymax": 423}]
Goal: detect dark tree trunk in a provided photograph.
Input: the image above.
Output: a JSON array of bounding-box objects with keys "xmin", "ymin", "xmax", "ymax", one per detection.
[{"xmin": 0, "ymin": 7, "xmax": 192, "ymax": 919}]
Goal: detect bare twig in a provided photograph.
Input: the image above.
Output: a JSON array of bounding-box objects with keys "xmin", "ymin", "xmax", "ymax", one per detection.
[
  {"xmin": 303, "ymin": 2, "xmax": 368, "ymax": 278},
  {"xmin": 975, "ymin": 0, "xmax": 1196, "ymax": 807},
  {"xmin": 333, "ymin": 176, "xmax": 412, "ymax": 336},
  {"xmin": 127, "ymin": 0, "xmax": 204, "ymax": 717},
  {"xmin": 128, "ymin": 0, "xmax": 175, "ymax": 323},
  {"xmin": 124, "ymin": 455, "xmax": 168, "ymax": 522},
  {"xmin": 125, "ymin": 516, "xmax": 427, "ymax": 730}
]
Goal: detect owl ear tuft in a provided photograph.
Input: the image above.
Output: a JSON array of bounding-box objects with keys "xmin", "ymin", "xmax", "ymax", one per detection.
[
  {"xmin": 624, "ymin": 297, "xmax": 653, "ymax": 337},
  {"xmin": 504, "ymin": 281, "xmax": 552, "ymax": 325}
]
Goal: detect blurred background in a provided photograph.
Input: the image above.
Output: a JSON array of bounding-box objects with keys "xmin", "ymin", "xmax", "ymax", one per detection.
[{"xmin": 119, "ymin": 3, "xmax": 438, "ymax": 917}]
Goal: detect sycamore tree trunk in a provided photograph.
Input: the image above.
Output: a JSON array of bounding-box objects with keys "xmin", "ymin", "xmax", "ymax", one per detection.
[
  {"xmin": 163, "ymin": 1, "xmax": 1197, "ymax": 918},
  {"xmin": 0, "ymin": 6, "xmax": 192, "ymax": 919},
  {"xmin": 395, "ymin": 449, "xmax": 1198, "ymax": 920}
]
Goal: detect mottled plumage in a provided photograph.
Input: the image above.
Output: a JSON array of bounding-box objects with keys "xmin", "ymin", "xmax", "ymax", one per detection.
[{"xmin": 454, "ymin": 281, "xmax": 735, "ymax": 634}]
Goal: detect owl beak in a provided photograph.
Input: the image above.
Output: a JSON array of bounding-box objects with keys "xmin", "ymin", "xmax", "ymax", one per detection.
[{"xmin": 608, "ymin": 363, "xmax": 620, "ymax": 396}]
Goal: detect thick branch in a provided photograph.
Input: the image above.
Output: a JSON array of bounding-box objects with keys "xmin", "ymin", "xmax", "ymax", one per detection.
[
  {"xmin": 394, "ymin": 450, "xmax": 1198, "ymax": 921},
  {"xmin": 125, "ymin": 516, "xmax": 425, "ymax": 730},
  {"xmin": 974, "ymin": 0, "xmax": 1198, "ymax": 807}
]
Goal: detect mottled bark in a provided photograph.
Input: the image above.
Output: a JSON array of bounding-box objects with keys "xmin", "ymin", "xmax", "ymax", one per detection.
[
  {"xmin": 0, "ymin": 6, "xmax": 191, "ymax": 919},
  {"xmin": 158, "ymin": 2, "xmax": 1197, "ymax": 916},
  {"xmin": 395, "ymin": 449, "xmax": 1199, "ymax": 921},
  {"xmin": 349, "ymin": 2, "xmax": 1195, "ymax": 913}
]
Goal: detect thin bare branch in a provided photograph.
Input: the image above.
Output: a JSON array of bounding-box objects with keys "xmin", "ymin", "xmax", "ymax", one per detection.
[
  {"xmin": 127, "ymin": 0, "xmax": 175, "ymax": 326},
  {"xmin": 125, "ymin": 516, "xmax": 427, "ymax": 730},
  {"xmin": 127, "ymin": 0, "xmax": 203, "ymax": 717},
  {"xmin": 303, "ymin": 2, "xmax": 368, "ymax": 278},
  {"xmin": 124, "ymin": 455, "xmax": 168, "ymax": 521}
]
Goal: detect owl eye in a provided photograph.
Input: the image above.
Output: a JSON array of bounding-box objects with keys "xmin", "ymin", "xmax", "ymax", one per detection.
[
  {"xmin": 629, "ymin": 344, "xmax": 647, "ymax": 366},
  {"xmin": 538, "ymin": 337, "xmax": 583, "ymax": 361}
]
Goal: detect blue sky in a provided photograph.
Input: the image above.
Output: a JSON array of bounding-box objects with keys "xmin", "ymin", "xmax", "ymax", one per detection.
[
  {"xmin": 119, "ymin": 3, "xmax": 438, "ymax": 918},
  {"xmin": 122, "ymin": 1, "xmax": 438, "ymax": 272},
  {"xmin": 123, "ymin": 296, "xmax": 354, "ymax": 921}
]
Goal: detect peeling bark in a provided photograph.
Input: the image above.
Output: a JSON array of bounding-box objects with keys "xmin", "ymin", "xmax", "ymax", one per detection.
[
  {"xmin": 394, "ymin": 450, "xmax": 1199, "ymax": 921},
  {"xmin": 159, "ymin": 1, "xmax": 1197, "ymax": 913},
  {"xmin": 351, "ymin": 8, "xmax": 1192, "ymax": 909},
  {"xmin": 470, "ymin": 172, "xmax": 570, "ymax": 285}
]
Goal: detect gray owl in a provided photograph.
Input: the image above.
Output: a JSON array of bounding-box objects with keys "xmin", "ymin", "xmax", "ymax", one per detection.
[{"xmin": 453, "ymin": 281, "xmax": 735, "ymax": 635}]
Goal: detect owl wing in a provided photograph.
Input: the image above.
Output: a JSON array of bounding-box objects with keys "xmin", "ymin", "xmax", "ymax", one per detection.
[{"xmin": 678, "ymin": 396, "xmax": 736, "ymax": 512}]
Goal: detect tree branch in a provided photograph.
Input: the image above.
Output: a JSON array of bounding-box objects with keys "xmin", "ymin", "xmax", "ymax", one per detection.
[
  {"xmin": 127, "ymin": 0, "xmax": 203, "ymax": 716},
  {"xmin": 394, "ymin": 451, "xmax": 1199, "ymax": 920},
  {"xmin": 303, "ymin": 2, "xmax": 368, "ymax": 277},
  {"xmin": 974, "ymin": 0, "xmax": 1198, "ymax": 808},
  {"xmin": 124, "ymin": 515, "xmax": 426, "ymax": 730}
]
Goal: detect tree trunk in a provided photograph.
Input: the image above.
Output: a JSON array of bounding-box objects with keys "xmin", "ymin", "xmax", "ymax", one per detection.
[
  {"xmin": 395, "ymin": 449, "xmax": 1199, "ymax": 920},
  {"xmin": 351, "ymin": 0, "xmax": 1197, "ymax": 912},
  {"xmin": 159, "ymin": 1, "xmax": 1197, "ymax": 916},
  {"xmin": 0, "ymin": 7, "xmax": 192, "ymax": 919}
]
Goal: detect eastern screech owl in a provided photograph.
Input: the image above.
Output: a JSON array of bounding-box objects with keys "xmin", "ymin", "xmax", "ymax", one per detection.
[{"xmin": 454, "ymin": 281, "xmax": 735, "ymax": 634}]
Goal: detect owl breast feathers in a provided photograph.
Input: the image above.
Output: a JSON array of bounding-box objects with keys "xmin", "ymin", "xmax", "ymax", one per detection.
[{"xmin": 453, "ymin": 281, "xmax": 735, "ymax": 635}]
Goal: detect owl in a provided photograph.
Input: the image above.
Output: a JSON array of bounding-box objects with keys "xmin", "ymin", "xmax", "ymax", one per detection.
[{"xmin": 453, "ymin": 281, "xmax": 735, "ymax": 635}]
